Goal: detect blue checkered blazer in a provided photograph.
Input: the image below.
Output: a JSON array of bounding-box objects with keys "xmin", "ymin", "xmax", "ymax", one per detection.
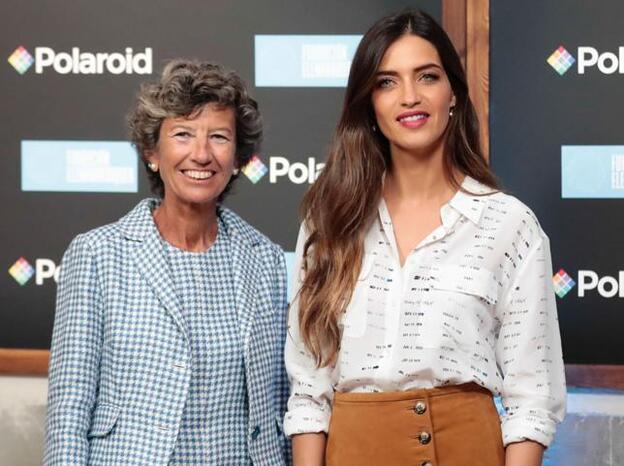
[{"xmin": 44, "ymin": 199, "xmax": 290, "ymax": 465}]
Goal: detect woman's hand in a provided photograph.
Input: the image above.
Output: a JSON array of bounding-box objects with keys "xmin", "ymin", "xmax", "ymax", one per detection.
[
  {"xmin": 292, "ymin": 432, "xmax": 326, "ymax": 466},
  {"xmin": 505, "ymin": 440, "xmax": 544, "ymax": 466}
]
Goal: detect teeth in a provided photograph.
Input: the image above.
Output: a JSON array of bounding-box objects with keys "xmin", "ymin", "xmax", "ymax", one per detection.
[
  {"xmin": 184, "ymin": 170, "xmax": 214, "ymax": 180},
  {"xmin": 400, "ymin": 114, "xmax": 427, "ymax": 122}
]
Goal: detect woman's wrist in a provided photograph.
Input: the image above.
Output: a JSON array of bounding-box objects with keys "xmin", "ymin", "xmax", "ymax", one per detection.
[
  {"xmin": 505, "ymin": 440, "xmax": 544, "ymax": 466},
  {"xmin": 292, "ymin": 432, "xmax": 326, "ymax": 466}
]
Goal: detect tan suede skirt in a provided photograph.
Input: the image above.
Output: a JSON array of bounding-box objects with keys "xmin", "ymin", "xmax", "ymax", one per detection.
[{"xmin": 325, "ymin": 383, "xmax": 505, "ymax": 466}]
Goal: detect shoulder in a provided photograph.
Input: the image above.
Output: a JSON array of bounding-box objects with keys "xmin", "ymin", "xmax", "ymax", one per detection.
[
  {"xmin": 479, "ymin": 189, "xmax": 549, "ymax": 245},
  {"xmin": 458, "ymin": 177, "xmax": 549, "ymax": 247},
  {"xmin": 63, "ymin": 199, "xmax": 154, "ymax": 257},
  {"xmin": 219, "ymin": 206, "xmax": 284, "ymax": 259}
]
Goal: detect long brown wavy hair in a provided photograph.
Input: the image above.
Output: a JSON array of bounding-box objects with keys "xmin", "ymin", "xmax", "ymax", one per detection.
[{"xmin": 298, "ymin": 9, "xmax": 499, "ymax": 367}]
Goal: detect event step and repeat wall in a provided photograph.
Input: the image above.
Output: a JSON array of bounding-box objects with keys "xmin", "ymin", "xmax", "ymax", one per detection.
[
  {"xmin": 1, "ymin": 0, "xmax": 440, "ymax": 351},
  {"xmin": 3, "ymin": 0, "xmax": 622, "ymax": 367},
  {"xmin": 491, "ymin": 2, "xmax": 624, "ymax": 364}
]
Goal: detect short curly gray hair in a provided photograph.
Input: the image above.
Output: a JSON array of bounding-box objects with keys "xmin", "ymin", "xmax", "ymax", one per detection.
[{"xmin": 127, "ymin": 58, "xmax": 262, "ymax": 199}]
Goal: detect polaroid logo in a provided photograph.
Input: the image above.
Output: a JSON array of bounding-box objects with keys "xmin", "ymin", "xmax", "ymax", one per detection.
[
  {"xmin": 8, "ymin": 257, "xmax": 59, "ymax": 286},
  {"xmin": 8, "ymin": 46, "xmax": 152, "ymax": 75},
  {"xmin": 8, "ymin": 257, "xmax": 35, "ymax": 285},
  {"xmin": 552, "ymin": 269, "xmax": 576, "ymax": 298},
  {"xmin": 241, "ymin": 155, "xmax": 269, "ymax": 184},
  {"xmin": 241, "ymin": 155, "xmax": 325, "ymax": 184},
  {"xmin": 269, "ymin": 157, "xmax": 325, "ymax": 184},
  {"xmin": 556, "ymin": 268, "xmax": 624, "ymax": 298},
  {"xmin": 547, "ymin": 46, "xmax": 576, "ymax": 75},
  {"xmin": 8, "ymin": 46, "xmax": 35, "ymax": 74},
  {"xmin": 578, "ymin": 271, "xmax": 624, "ymax": 298},
  {"xmin": 577, "ymin": 47, "xmax": 624, "ymax": 74},
  {"xmin": 548, "ymin": 45, "xmax": 624, "ymax": 75}
]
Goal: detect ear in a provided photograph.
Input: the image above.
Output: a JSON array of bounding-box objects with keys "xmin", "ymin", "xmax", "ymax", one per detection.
[
  {"xmin": 450, "ymin": 94, "xmax": 457, "ymax": 108},
  {"xmin": 145, "ymin": 149, "xmax": 159, "ymax": 165}
]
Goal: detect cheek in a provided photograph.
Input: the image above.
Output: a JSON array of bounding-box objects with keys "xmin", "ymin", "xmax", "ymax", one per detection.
[
  {"xmin": 216, "ymin": 145, "xmax": 237, "ymax": 169},
  {"xmin": 372, "ymin": 95, "xmax": 393, "ymax": 124}
]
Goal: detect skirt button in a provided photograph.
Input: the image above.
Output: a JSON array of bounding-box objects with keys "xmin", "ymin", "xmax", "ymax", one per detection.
[{"xmin": 414, "ymin": 401, "xmax": 427, "ymax": 415}]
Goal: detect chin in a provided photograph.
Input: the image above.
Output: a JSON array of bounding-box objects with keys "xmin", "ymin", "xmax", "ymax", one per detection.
[{"xmin": 395, "ymin": 134, "xmax": 446, "ymax": 155}]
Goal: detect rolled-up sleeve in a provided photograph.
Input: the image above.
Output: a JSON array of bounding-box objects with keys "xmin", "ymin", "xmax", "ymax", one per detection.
[
  {"xmin": 496, "ymin": 234, "xmax": 566, "ymax": 447},
  {"xmin": 283, "ymin": 225, "xmax": 334, "ymax": 437}
]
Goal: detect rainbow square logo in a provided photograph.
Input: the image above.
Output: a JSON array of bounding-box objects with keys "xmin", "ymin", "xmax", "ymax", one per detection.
[
  {"xmin": 8, "ymin": 257, "xmax": 35, "ymax": 285},
  {"xmin": 553, "ymin": 268, "xmax": 576, "ymax": 298},
  {"xmin": 547, "ymin": 46, "xmax": 575, "ymax": 75},
  {"xmin": 241, "ymin": 154, "xmax": 268, "ymax": 184},
  {"xmin": 8, "ymin": 46, "xmax": 34, "ymax": 74}
]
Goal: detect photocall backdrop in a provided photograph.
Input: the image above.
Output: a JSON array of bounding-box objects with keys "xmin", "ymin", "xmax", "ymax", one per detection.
[
  {"xmin": 491, "ymin": 1, "xmax": 624, "ymax": 364},
  {"xmin": 2, "ymin": 1, "xmax": 622, "ymax": 365},
  {"xmin": 0, "ymin": 0, "xmax": 440, "ymax": 350}
]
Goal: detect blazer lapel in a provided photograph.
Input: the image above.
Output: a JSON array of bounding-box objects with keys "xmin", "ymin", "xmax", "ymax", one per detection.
[
  {"xmin": 222, "ymin": 207, "xmax": 263, "ymax": 362},
  {"xmin": 230, "ymin": 233, "xmax": 261, "ymax": 360},
  {"xmin": 132, "ymin": 232, "xmax": 187, "ymax": 340},
  {"xmin": 118, "ymin": 199, "xmax": 187, "ymax": 340}
]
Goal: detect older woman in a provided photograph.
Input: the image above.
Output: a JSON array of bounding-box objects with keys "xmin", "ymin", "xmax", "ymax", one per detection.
[{"xmin": 44, "ymin": 59, "xmax": 289, "ymax": 466}]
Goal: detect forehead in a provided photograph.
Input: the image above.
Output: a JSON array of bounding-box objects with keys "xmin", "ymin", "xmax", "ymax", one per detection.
[
  {"xmin": 378, "ymin": 34, "xmax": 442, "ymax": 71},
  {"xmin": 167, "ymin": 103, "xmax": 235, "ymax": 127}
]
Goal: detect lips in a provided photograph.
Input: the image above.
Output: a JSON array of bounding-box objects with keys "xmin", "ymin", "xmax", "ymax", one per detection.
[
  {"xmin": 396, "ymin": 110, "xmax": 429, "ymax": 122},
  {"xmin": 396, "ymin": 110, "xmax": 429, "ymax": 128},
  {"xmin": 180, "ymin": 169, "xmax": 216, "ymax": 180}
]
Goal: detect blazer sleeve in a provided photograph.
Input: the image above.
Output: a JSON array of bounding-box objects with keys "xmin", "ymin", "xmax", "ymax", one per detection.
[
  {"xmin": 272, "ymin": 245, "xmax": 292, "ymax": 462},
  {"xmin": 44, "ymin": 234, "xmax": 104, "ymax": 466}
]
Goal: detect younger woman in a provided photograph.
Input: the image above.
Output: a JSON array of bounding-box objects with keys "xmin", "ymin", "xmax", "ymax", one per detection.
[{"xmin": 284, "ymin": 10, "xmax": 565, "ymax": 466}]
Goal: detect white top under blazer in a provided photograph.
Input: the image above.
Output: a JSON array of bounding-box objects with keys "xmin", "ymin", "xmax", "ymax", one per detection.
[{"xmin": 284, "ymin": 176, "xmax": 566, "ymax": 447}]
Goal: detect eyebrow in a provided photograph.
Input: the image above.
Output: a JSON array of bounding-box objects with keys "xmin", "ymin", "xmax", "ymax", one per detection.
[
  {"xmin": 169, "ymin": 124, "xmax": 194, "ymax": 131},
  {"xmin": 375, "ymin": 62, "xmax": 443, "ymax": 76},
  {"xmin": 168, "ymin": 124, "xmax": 233, "ymax": 134}
]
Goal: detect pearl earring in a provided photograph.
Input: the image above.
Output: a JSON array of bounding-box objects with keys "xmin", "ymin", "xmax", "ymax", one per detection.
[{"xmin": 148, "ymin": 162, "xmax": 158, "ymax": 172}]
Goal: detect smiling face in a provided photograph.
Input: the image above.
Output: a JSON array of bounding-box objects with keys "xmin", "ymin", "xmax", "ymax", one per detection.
[
  {"xmin": 371, "ymin": 34, "xmax": 456, "ymax": 159},
  {"xmin": 147, "ymin": 103, "xmax": 236, "ymax": 210}
]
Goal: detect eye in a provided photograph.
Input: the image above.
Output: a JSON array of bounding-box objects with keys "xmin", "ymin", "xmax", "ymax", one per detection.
[
  {"xmin": 420, "ymin": 72, "xmax": 440, "ymax": 83},
  {"xmin": 173, "ymin": 131, "xmax": 192, "ymax": 140},
  {"xmin": 375, "ymin": 77, "xmax": 395, "ymax": 89},
  {"xmin": 211, "ymin": 134, "xmax": 231, "ymax": 143}
]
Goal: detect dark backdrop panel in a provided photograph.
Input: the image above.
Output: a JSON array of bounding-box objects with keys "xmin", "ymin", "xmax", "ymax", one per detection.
[
  {"xmin": 491, "ymin": 2, "xmax": 624, "ymax": 363},
  {"xmin": 0, "ymin": 0, "xmax": 440, "ymax": 349}
]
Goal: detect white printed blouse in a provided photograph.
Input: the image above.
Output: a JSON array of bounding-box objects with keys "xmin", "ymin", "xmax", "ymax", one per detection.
[{"xmin": 284, "ymin": 176, "xmax": 566, "ymax": 447}]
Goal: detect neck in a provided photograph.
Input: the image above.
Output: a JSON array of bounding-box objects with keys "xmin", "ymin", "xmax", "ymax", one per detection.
[
  {"xmin": 384, "ymin": 139, "xmax": 458, "ymax": 202},
  {"xmin": 153, "ymin": 197, "xmax": 218, "ymax": 252}
]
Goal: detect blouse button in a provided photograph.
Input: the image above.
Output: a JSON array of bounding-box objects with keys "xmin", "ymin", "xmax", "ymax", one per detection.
[{"xmin": 419, "ymin": 431, "xmax": 431, "ymax": 445}]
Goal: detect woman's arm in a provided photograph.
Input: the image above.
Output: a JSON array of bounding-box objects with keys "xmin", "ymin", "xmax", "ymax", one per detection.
[
  {"xmin": 284, "ymin": 225, "xmax": 334, "ymax": 464},
  {"xmin": 292, "ymin": 433, "xmax": 326, "ymax": 466},
  {"xmin": 505, "ymin": 440, "xmax": 544, "ymax": 466},
  {"xmin": 496, "ymin": 230, "xmax": 566, "ymax": 450},
  {"xmin": 44, "ymin": 235, "xmax": 103, "ymax": 466}
]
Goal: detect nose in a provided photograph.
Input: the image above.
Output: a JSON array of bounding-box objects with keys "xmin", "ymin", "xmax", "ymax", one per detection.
[
  {"xmin": 191, "ymin": 135, "xmax": 214, "ymax": 165},
  {"xmin": 400, "ymin": 81, "xmax": 420, "ymax": 107}
]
